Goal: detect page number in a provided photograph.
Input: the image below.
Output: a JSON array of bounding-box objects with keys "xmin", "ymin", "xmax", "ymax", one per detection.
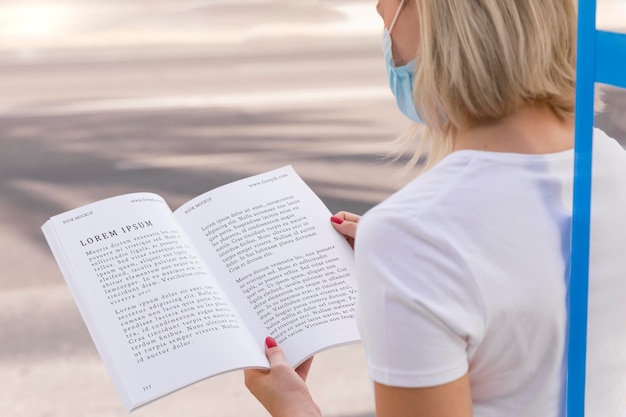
[{"xmin": 142, "ymin": 385, "xmax": 152, "ymax": 392}]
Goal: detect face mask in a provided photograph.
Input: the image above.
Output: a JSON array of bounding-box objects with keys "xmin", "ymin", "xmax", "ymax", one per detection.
[{"xmin": 383, "ymin": 0, "xmax": 424, "ymax": 124}]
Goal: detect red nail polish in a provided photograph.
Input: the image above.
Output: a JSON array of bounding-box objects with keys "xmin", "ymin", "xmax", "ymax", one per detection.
[
  {"xmin": 330, "ymin": 216, "xmax": 344, "ymax": 225},
  {"xmin": 265, "ymin": 336, "xmax": 277, "ymax": 348}
]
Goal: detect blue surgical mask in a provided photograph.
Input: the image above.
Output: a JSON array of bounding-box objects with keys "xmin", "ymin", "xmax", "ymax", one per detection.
[{"xmin": 383, "ymin": 0, "xmax": 424, "ymax": 124}]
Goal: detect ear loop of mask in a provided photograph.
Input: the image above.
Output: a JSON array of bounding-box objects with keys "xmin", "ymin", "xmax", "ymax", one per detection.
[{"xmin": 388, "ymin": 0, "xmax": 406, "ymax": 34}]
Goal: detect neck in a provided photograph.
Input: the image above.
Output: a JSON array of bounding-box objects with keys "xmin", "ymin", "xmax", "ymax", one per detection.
[{"xmin": 453, "ymin": 103, "xmax": 575, "ymax": 154}]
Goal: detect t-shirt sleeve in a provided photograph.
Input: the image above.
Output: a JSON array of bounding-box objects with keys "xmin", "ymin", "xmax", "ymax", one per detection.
[{"xmin": 354, "ymin": 207, "xmax": 485, "ymax": 388}]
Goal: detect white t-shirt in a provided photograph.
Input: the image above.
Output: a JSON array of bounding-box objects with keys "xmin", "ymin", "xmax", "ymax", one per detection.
[{"xmin": 355, "ymin": 129, "xmax": 626, "ymax": 417}]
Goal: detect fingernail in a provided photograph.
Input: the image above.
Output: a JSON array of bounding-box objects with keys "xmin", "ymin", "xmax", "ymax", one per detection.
[
  {"xmin": 330, "ymin": 216, "xmax": 344, "ymax": 225},
  {"xmin": 265, "ymin": 336, "xmax": 277, "ymax": 348}
]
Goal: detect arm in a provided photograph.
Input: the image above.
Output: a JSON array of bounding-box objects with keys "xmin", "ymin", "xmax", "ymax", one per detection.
[
  {"xmin": 355, "ymin": 209, "xmax": 480, "ymax": 417},
  {"xmin": 374, "ymin": 375, "xmax": 472, "ymax": 417},
  {"xmin": 244, "ymin": 337, "xmax": 321, "ymax": 417},
  {"xmin": 244, "ymin": 338, "xmax": 473, "ymax": 417}
]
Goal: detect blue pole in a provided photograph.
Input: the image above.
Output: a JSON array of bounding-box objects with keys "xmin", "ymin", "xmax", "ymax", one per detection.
[
  {"xmin": 567, "ymin": 0, "xmax": 597, "ymax": 416},
  {"xmin": 596, "ymin": 31, "xmax": 626, "ymax": 88}
]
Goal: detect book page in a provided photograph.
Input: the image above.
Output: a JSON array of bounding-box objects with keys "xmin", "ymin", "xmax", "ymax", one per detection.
[
  {"xmin": 175, "ymin": 166, "xmax": 360, "ymax": 366},
  {"xmin": 42, "ymin": 193, "xmax": 267, "ymax": 411}
]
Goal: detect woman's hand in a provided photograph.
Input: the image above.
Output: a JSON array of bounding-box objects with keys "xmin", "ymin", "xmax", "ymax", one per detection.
[
  {"xmin": 244, "ymin": 337, "xmax": 321, "ymax": 417},
  {"xmin": 330, "ymin": 211, "xmax": 361, "ymax": 249}
]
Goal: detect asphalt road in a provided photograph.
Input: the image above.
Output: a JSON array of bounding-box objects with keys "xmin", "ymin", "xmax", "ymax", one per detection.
[
  {"xmin": 0, "ymin": 1, "xmax": 624, "ymax": 417},
  {"xmin": 0, "ymin": 2, "xmax": 401, "ymax": 416}
]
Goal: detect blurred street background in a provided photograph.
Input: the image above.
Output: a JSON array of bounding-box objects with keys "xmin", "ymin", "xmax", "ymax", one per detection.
[{"xmin": 0, "ymin": 1, "xmax": 624, "ymax": 416}]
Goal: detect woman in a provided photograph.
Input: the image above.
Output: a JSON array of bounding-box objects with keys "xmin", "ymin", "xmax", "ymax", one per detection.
[{"xmin": 244, "ymin": 1, "xmax": 626, "ymax": 416}]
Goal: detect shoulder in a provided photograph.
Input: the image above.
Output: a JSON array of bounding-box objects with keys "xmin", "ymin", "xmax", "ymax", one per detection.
[
  {"xmin": 358, "ymin": 149, "xmax": 523, "ymax": 233},
  {"xmin": 593, "ymin": 127, "xmax": 624, "ymax": 151},
  {"xmin": 354, "ymin": 157, "xmax": 486, "ymax": 388},
  {"xmin": 362, "ymin": 152, "xmax": 479, "ymax": 221},
  {"xmin": 592, "ymin": 128, "xmax": 626, "ymax": 170},
  {"xmin": 354, "ymin": 153, "xmax": 487, "ymax": 328},
  {"xmin": 589, "ymin": 128, "xmax": 626, "ymax": 209}
]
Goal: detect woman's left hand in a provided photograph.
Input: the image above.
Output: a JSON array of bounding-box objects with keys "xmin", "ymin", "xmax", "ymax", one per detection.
[{"xmin": 244, "ymin": 337, "xmax": 321, "ymax": 417}]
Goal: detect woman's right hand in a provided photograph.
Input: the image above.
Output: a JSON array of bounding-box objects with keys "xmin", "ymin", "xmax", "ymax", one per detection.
[{"xmin": 330, "ymin": 211, "xmax": 360, "ymax": 249}]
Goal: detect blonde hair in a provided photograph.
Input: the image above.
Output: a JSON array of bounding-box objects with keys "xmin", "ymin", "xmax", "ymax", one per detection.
[{"xmin": 394, "ymin": 0, "xmax": 595, "ymax": 170}]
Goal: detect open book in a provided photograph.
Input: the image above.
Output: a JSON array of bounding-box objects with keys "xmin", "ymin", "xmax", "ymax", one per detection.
[{"xmin": 41, "ymin": 166, "xmax": 360, "ymax": 412}]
